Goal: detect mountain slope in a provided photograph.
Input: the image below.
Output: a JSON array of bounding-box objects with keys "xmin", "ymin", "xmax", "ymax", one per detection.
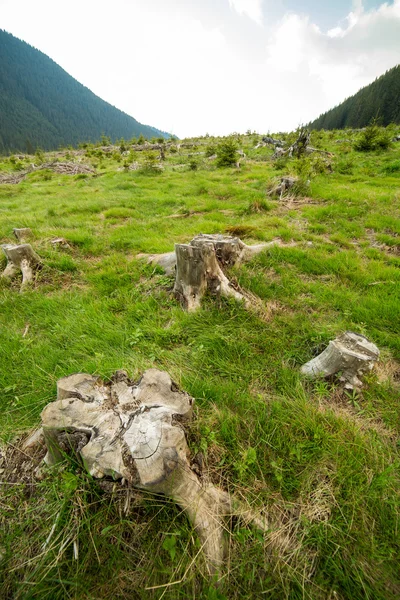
[
  {"xmin": 0, "ymin": 30, "xmax": 169, "ymax": 153},
  {"xmin": 309, "ymin": 65, "xmax": 400, "ymax": 130}
]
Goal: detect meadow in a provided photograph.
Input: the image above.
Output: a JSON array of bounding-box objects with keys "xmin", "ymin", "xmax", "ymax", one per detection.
[{"xmin": 0, "ymin": 128, "xmax": 399, "ymax": 599}]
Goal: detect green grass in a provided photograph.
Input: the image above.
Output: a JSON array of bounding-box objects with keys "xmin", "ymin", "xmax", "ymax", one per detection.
[{"xmin": 1, "ymin": 131, "xmax": 399, "ymax": 599}]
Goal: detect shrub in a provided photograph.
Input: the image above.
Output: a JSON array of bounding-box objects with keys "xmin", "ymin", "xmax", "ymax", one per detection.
[
  {"xmin": 354, "ymin": 121, "xmax": 392, "ymax": 152},
  {"xmin": 245, "ymin": 198, "xmax": 273, "ymax": 213},
  {"xmin": 383, "ymin": 160, "xmax": 400, "ymax": 174},
  {"xmin": 273, "ymin": 156, "xmax": 289, "ymax": 171},
  {"xmin": 100, "ymin": 134, "xmax": 111, "ymax": 146},
  {"xmin": 215, "ymin": 138, "xmax": 238, "ymax": 167},
  {"xmin": 205, "ymin": 144, "xmax": 217, "ymax": 158},
  {"xmin": 335, "ymin": 156, "xmax": 355, "ymax": 175},
  {"xmin": 35, "ymin": 149, "xmax": 45, "ymax": 164},
  {"xmin": 140, "ymin": 152, "xmax": 162, "ymax": 174}
]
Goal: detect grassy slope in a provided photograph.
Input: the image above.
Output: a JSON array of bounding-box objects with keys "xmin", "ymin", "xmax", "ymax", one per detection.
[{"xmin": 0, "ymin": 130, "xmax": 399, "ymax": 599}]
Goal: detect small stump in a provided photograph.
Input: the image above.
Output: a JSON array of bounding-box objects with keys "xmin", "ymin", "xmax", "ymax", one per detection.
[
  {"xmin": 301, "ymin": 332, "xmax": 380, "ymax": 389},
  {"xmin": 268, "ymin": 176, "xmax": 299, "ymax": 198},
  {"xmin": 13, "ymin": 228, "xmax": 33, "ymax": 243},
  {"xmin": 1, "ymin": 243, "xmax": 42, "ymax": 291}
]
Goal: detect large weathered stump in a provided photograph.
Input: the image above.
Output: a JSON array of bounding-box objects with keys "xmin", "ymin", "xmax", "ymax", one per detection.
[
  {"xmin": 301, "ymin": 332, "xmax": 380, "ymax": 389},
  {"xmin": 1, "ymin": 243, "xmax": 42, "ymax": 291},
  {"xmin": 41, "ymin": 369, "xmax": 265, "ymax": 573}
]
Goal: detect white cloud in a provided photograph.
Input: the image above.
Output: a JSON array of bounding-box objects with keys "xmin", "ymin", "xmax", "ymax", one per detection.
[
  {"xmin": 0, "ymin": 0, "xmax": 399, "ymax": 136},
  {"xmin": 228, "ymin": 0, "xmax": 263, "ymax": 25},
  {"xmin": 264, "ymin": 1, "xmax": 400, "ymax": 127}
]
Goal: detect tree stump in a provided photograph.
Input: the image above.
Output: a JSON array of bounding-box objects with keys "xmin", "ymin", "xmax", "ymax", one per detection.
[
  {"xmin": 174, "ymin": 238, "xmax": 246, "ymax": 311},
  {"xmin": 13, "ymin": 228, "xmax": 33, "ymax": 243},
  {"xmin": 41, "ymin": 369, "xmax": 267, "ymax": 573},
  {"xmin": 1, "ymin": 244, "xmax": 42, "ymax": 291},
  {"xmin": 288, "ymin": 128, "xmax": 311, "ymax": 158},
  {"xmin": 301, "ymin": 332, "xmax": 380, "ymax": 389},
  {"xmin": 51, "ymin": 237, "xmax": 71, "ymax": 249},
  {"xmin": 173, "ymin": 234, "xmax": 277, "ymax": 311},
  {"xmin": 268, "ymin": 176, "xmax": 299, "ymax": 198},
  {"xmin": 140, "ymin": 234, "xmax": 282, "ymax": 290}
]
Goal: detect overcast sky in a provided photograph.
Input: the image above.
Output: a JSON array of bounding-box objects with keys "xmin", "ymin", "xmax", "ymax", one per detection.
[{"xmin": 1, "ymin": 0, "xmax": 399, "ymax": 137}]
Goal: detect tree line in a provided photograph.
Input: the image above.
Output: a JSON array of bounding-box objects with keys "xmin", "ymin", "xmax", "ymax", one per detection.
[{"xmin": 0, "ymin": 30, "xmax": 169, "ymax": 154}]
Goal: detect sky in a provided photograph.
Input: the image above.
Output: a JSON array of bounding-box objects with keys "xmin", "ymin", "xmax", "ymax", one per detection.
[{"xmin": 1, "ymin": 0, "xmax": 399, "ymax": 137}]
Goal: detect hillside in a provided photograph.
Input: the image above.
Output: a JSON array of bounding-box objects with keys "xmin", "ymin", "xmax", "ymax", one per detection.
[
  {"xmin": 309, "ymin": 64, "xmax": 400, "ymax": 130},
  {"xmin": 0, "ymin": 130, "xmax": 399, "ymax": 599},
  {"xmin": 0, "ymin": 30, "xmax": 169, "ymax": 153}
]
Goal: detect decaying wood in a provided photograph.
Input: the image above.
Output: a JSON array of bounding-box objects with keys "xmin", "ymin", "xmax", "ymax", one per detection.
[
  {"xmin": 50, "ymin": 237, "xmax": 71, "ymax": 248},
  {"xmin": 137, "ymin": 251, "xmax": 177, "ymax": 275},
  {"xmin": 173, "ymin": 234, "xmax": 283, "ymax": 311},
  {"xmin": 0, "ymin": 162, "xmax": 94, "ymax": 185},
  {"xmin": 271, "ymin": 129, "xmax": 334, "ymax": 160},
  {"xmin": 301, "ymin": 331, "xmax": 380, "ymax": 389},
  {"xmin": 174, "ymin": 238, "xmax": 246, "ymax": 311},
  {"xmin": 130, "ymin": 143, "xmax": 165, "ymax": 152},
  {"xmin": 13, "ymin": 228, "xmax": 33, "ymax": 243},
  {"xmin": 288, "ymin": 128, "xmax": 311, "ymax": 158},
  {"xmin": 0, "ymin": 172, "xmax": 27, "ymax": 184},
  {"xmin": 262, "ymin": 136, "xmax": 284, "ymax": 147},
  {"xmin": 268, "ymin": 176, "xmax": 299, "ymax": 198},
  {"xmin": 38, "ymin": 162, "xmax": 95, "ymax": 175},
  {"xmin": 142, "ymin": 234, "xmax": 285, "ymax": 274},
  {"xmin": 41, "ymin": 369, "xmax": 267, "ymax": 573},
  {"xmin": 1, "ymin": 243, "xmax": 42, "ymax": 291}
]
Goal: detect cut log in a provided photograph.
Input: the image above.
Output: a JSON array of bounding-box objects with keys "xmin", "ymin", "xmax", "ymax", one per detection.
[
  {"xmin": 13, "ymin": 228, "xmax": 33, "ymax": 243},
  {"xmin": 301, "ymin": 332, "xmax": 380, "ymax": 389},
  {"xmin": 41, "ymin": 369, "xmax": 267, "ymax": 573},
  {"xmin": 1, "ymin": 243, "xmax": 42, "ymax": 291}
]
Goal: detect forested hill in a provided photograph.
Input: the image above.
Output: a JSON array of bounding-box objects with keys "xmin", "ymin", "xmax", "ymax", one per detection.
[
  {"xmin": 0, "ymin": 30, "xmax": 169, "ymax": 153},
  {"xmin": 309, "ymin": 65, "xmax": 400, "ymax": 130}
]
